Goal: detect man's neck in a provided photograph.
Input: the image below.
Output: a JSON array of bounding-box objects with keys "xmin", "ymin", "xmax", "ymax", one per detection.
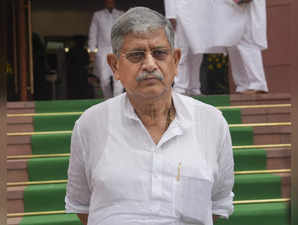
[{"xmin": 128, "ymin": 92, "xmax": 174, "ymax": 128}]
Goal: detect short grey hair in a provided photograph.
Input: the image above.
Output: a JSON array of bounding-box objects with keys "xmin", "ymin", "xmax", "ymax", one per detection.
[{"xmin": 111, "ymin": 7, "xmax": 175, "ymax": 56}]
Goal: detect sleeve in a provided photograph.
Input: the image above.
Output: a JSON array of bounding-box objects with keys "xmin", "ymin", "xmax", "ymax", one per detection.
[
  {"xmin": 211, "ymin": 118, "xmax": 234, "ymax": 218},
  {"xmin": 65, "ymin": 120, "xmax": 91, "ymax": 213},
  {"xmin": 164, "ymin": 0, "xmax": 177, "ymax": 19},
  {"xmin": 88, "ymin": 13, "xmax": 99, "ymax": 52}
]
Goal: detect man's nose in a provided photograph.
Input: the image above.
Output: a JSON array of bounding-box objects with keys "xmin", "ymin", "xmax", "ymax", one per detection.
[{"xmin": 141, "ymin": 52, "xmax": 157, "ymax": 72}]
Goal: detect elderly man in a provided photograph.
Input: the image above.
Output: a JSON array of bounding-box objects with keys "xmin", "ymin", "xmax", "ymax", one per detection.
[
  {"xmin": 88, "ymin": 0, "xmax": 124, "ymax": 99},
  {"xmin": 164, "ymin": 0, "xmax": 268, "ymax": 94},
  {"xmin": 65, "ymin": 7, "xmax": 234, "ymax": 225}
]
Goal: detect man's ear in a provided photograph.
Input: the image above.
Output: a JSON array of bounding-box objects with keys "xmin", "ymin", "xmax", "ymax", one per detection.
[
  {"xmin": 107, "ymin": 54, "xmax": 120, "ymax": 80},
  {"xmin": 173, "ymin": 48, "xmax": 181, "ymax": 77}
]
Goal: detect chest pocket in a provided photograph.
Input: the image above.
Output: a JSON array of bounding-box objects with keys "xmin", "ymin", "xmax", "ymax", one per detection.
[{"xmin": 170, "ymin": 163, "xmax": 214, "ymax": 225}]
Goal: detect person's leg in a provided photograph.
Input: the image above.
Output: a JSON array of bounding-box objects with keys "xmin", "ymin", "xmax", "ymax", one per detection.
[
  {"xmin": 113, "ymin": 77, "xmax": 124, "ymax": 96},
  {"xmin": 236, "ymin": 43, "xmax": 268, "ymax": 92},
  {"xmin": 230, "ymin": 7, "xmax": 268, "ymax": 93},
  {"xmin": 188, "ymin": 53, "xmax": 203, "ymax": 96},
  {"xmin": 173, "ymin": 54, "xmax": 190, "ymax": 95},
  {"xmin": 227, "ymin": 46, "xmax": 250, "ymax": 93},
  {"xmin": 99, "ymin": 75, "xmax": 113, "ymax": 99}
]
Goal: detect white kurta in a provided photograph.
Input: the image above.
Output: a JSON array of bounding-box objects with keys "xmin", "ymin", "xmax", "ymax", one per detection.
[
  {"xmin": 65, "ymin": 92, "xmax": 234, "ymax": 225},
  {"xmin": 164, "ymin": 0, "xmax": 268, "ymax": 93},
  {"xmin": 88, "ymin": 9, "xmax": 124, "ymax": 98},
  {"xmin": 171, "ymin": 0, "xmax": 267, "ymax": 54},
  {"xmin": 165, "ymin": 0, "xmax": 202, "ymax": 95}
]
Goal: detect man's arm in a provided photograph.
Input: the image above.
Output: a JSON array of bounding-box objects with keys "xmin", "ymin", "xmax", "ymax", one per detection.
[
  {"xmin": 88, "ymin": 13, "xmax": 99, "ymax": 62},
  {"xmin": 211, "ymin": 118, "xmax": 234, "ymax": 219},
  {"xmin": 77, "ymin": 213, "xmax": 88, "ymax": 225}
]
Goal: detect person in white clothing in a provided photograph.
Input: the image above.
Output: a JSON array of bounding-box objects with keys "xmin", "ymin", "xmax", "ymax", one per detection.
[
  {"xmin": 164, "ymin": 0, "xmax": 268, "ymax": 95},
  {"xmin": 65, "ymin": 7, "xmax": 234, "ymax": 225},
  {"xmin": 88, "ymin": 0, "xmax": 124, "ymax": 99}
]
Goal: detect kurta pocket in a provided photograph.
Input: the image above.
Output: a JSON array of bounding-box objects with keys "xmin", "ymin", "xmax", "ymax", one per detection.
[{"xmin": 174, "ymin": 166, "xmax": 213, "ymax": 225}]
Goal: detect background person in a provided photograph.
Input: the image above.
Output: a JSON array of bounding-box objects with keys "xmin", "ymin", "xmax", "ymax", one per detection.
[
  {"xmin": 164, "ymin": 0, "xmax": 268, "ymax": 95},
  {"xmin": 88, "ymin": 0, "xmax": 124, "ymax": 99}
]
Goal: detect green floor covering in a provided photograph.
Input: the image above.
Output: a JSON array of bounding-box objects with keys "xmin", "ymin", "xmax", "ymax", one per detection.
[
  {"xmin": 20, "ymin": 213, "xmax": 81, "ymax": 225},
  {"xmin": 19, "ymin": 202, "xmax": 289, "ymax": 225},
  {"xmin": 34, "ymin": 95, "xmax": 231, "ymax": 113},
  {"xmin": 30, "ymin": 127, "xmax": 253, "ymax": 155},
  {"xmin": 32, "ymin": 108, "xmax": 241, "ymax": 132},
  {"xmin": 215, "ymin": 202, "xmax": 289, "ymax": 225},
  {"xmin": 27, "ymin": 149, "xmax": 266, "ymax": 181},
  {"xmin": 23, "ymin": 173, "xmax": 281, "ymax": 213}
]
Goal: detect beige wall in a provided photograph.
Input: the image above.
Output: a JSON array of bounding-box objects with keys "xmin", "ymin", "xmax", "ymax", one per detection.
[{"xmin": 32, "ymin": 10, "xmax": 93, "ymax": 37}]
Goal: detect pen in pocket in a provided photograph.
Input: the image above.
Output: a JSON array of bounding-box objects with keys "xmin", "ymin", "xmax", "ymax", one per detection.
[{"xmin": 176, "ymin": 162, "xmax": 182, "ymax": 181}]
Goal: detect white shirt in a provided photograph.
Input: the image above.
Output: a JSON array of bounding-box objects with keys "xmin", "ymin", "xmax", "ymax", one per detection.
[
  {"xmin": 164, "ymin": 0, "xmax": 267, "ymax": 54},
  {"xmin": 88, "ymin": 8, "xmax": 124, "ymax": 51},
  {"xmin": 65, "ymin": 92, "xmax": 234, "ymax": 225},
  {"xmin": 88, "ymin": 8, "xmax": 124, "ymax": 78}
]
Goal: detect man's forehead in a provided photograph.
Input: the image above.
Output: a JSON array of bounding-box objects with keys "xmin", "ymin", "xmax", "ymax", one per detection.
[{"xmin": 122, "ymin": 29, "xmax": 170, "ymax": 49}]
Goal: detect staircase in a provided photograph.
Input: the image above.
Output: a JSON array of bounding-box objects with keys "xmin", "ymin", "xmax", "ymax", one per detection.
[{"xmin": 6, "ymin": 93, "xmax": 291, "ymax": 225}]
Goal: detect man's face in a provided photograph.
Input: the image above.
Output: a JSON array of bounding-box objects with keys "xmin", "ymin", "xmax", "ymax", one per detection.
[
  {"xmin": 108, "ymin": 29, "xmax": 181, "ymax": 100},
  {"xmin": 104, "ymin": 0, "xmax": 115, "ymax": 10}
]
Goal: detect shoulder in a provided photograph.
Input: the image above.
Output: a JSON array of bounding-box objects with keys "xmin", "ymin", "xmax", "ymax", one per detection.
[
  {"xmin": 115, "ymin": 8, "xmax": 125, "ymax": 15},
  {"xmin": 93, "ymin": 10, "xmax": 105, "ymax": 17},
  {"xmin": 177, "ymin": 94, "xmax": 224, "ymax": 121},
  {"xmin": 76, "ymin": 94, "xmax": 124, "ymax": 133}
]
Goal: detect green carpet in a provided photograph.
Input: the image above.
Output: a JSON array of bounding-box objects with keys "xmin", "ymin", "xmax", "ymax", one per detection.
[
  {"xmin": 221, "ymin": 108, "xmax": 242, "ymax": 124},
  {"xmin": 30, "ymin": 127, "xmax": 253, "ymax": 155},
  {"xmin": 233, "ymin": 174, "xmax": 281, "ymax": 200},
  {"xmin": 34, "ymin": 95, "xmax": 230, "ymax": 114},
  {"xmin": 31, "ymin": 133, "xmax": 72, "ymax": 154},
  {"xmin": 233, "ymin": 149, "xmax": 267, "ymax": 171},
  {"xmin": 192, "ymin": 95, "xmax": 230, "ymax": 106},
  {"xmin": 35, "ymin": 99, "xmax": 102, "ymax": 113},
  {"xmin": 20, "ymin": 214, "xmax": 82, "ymax": 225},
  {"xmin": 26, "ymin": 149, "xmax": 266, "ymax": 181},
  {"xmin": 230, "ymin": 127, "xmax": 254, "ymax": 146},
  {"xmin": 24, "ymin": 183, "xmax": 66, "ymax": 212},
  {"xmin": 215, "ymin": 203, "xmax": 289, "ymax": 225},
  {"xmin": 33, "ymin": 115, "xmax": 80, "ymax": 132},
  {"xmin": 27, "ymin": 157, "xmax": 69, "ymax": 181}
]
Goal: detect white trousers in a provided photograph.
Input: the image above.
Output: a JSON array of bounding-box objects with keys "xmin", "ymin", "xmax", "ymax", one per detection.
[
  {"xmin": 228, "ymin": 44, "xmax": 268, "ymax": 93},
  {"xmin": 174, "ymin": 53, "xmax": 203, "ymax": 95},
  {"xmin": 94, "ymin": 50, "xmax": 124, "ymax": 99},
  {"xmin": 99, "ymin": 75, "xmax": 124, "ymax": 100}
]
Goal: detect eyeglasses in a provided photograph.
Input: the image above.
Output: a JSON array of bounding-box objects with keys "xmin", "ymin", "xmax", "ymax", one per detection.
[{"xmin": 121, "ymin": 48, "xmax": 172, "ymax": 64}]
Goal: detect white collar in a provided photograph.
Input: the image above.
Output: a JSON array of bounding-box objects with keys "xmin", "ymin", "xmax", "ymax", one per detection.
[{"xmin": 122, "ymin": 91, "xmax": 193, "ymax": 132}]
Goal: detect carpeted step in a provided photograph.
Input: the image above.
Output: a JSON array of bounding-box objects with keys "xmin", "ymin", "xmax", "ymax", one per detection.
[
  {"xmin": 7, "ymin": 214, "xmax": 82, "ymax": 225},
  {"xmin": 215, "ymin": 202, "xmax": 290, "ymax": 225},
  {"xmin": 6, "ymin": 109, "xmax": 241, "ymax": 133},
  {"xmin": 7, "ymin": 125, "xmax": 290, "ymax": 156},
  {"xmin": 6, "ymin": 93, "xmax": 291, "ymax": 114},
  {"xmin": 7, "ymin": 173, "xmax": 289, "ymax": 214},
  {"xmin": 7, "ymin": 106, "xmax": 290, "ymax": 132},
  {"xmin": 7, "ymin": 148, "xmax": 291, "ymax": 183}
]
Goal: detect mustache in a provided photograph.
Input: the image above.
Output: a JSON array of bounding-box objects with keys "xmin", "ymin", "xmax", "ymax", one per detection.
[{"xmin": 136, "ymin": 71, "xmax": 164, "ymax": 82}]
